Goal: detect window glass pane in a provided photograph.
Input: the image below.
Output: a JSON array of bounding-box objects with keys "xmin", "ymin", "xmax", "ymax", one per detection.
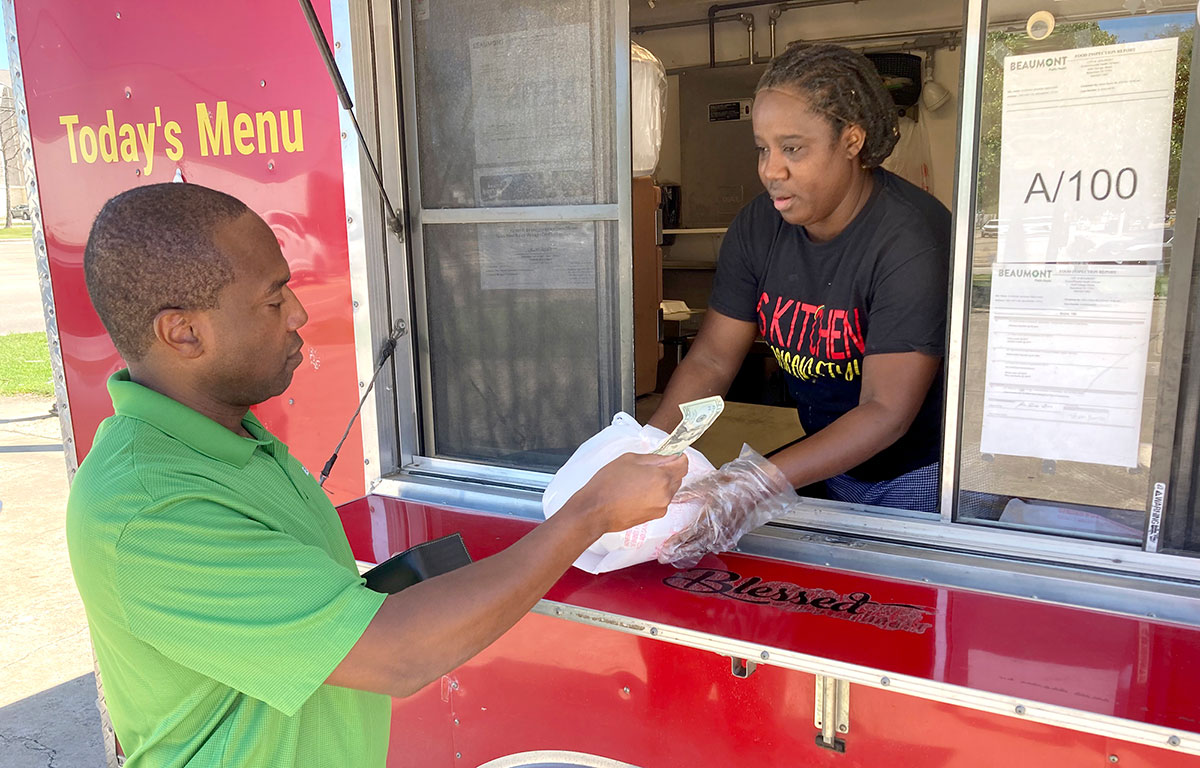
[
  {"xmin": 958, "ymin": 2, "xmax": 1194, "ymax": 543},
  {"xmin": 411, "ymin": 0, "xmax": 615, "ymax": 209},
  {"xmin": 422, "ymin": 222, "xmax": 615, "ymax": 471}
]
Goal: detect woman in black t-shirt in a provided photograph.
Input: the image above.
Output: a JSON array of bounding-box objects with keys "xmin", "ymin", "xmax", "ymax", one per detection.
[{"xmin": 649, "ymin": 43, "xmax": 950, "ymax": 513}]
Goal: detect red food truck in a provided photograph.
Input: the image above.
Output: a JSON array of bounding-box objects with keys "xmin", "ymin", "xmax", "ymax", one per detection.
[{"xmin": 10, "ymin": 0, "xmax": 1200, "ymax": 765}]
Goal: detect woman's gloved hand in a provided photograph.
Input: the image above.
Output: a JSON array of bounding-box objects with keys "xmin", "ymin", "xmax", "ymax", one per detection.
[{"xmin": 657, "ymin": 444, "xmax": 798, "ymax": 568}]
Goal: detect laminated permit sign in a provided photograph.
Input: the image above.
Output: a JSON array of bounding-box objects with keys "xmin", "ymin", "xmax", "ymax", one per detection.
[
  {"xmin": 995, "ymin": 38, "xmax": 1177, "ymax": 264},
  {"xmin": 980, "ymin": 39, "xmax": 1177, "ymax": 468}
]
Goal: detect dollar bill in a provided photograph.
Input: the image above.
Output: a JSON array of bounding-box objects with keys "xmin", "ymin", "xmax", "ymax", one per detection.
[{"xmin": 652, "ymin": 395, "xmax": 725, "ymax": 455}]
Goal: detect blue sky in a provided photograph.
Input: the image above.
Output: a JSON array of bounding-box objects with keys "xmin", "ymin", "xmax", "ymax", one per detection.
[
  {"xmin": 1100, "ymin": 12, "xmax": 1194, "ymax": 41},
  {"xmin": 0, "ymin": 12, "xmax": 8, "ymax": 70}
]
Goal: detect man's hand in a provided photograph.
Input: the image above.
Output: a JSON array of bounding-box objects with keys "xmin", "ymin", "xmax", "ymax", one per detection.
[{"xmin": 568, "ymin": 452, "xmax": 689, "ymax": 535}]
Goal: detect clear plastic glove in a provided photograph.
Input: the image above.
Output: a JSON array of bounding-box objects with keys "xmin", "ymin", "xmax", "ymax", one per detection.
[{"xmin": 657, "ymin": 444, "xmax": 798, "ymax": 568}]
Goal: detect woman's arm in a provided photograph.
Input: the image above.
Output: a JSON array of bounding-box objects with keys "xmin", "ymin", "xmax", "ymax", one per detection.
[
  {"xmin": 647, "ymin": 310, "xmax": 759, "ymax": 432},
  {"xmin": 767, "ymin": 351, "xmax": 940, "ymax": 487}
]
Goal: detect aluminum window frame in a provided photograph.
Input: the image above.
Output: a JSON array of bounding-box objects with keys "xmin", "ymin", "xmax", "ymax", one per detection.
[
  {"xmin": 1156, "ymin": 18, "xmax": 1200, "ymax": 552},
  {"xmin": 392, "ymin": 0, "xmax": 634, "ymax": 486}
]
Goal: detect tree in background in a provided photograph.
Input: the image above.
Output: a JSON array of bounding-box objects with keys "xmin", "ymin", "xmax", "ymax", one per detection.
[
  {"xmin": 0, "ymin": 83, "xmax": 18, "ymax": 228},
  {"xmin": 1166, "ymin": 24, "xmax": 1194, "ymax": 214},
  {"xmin": 0, "ymin": 85, "xmax": 11, "ymax": 227}
]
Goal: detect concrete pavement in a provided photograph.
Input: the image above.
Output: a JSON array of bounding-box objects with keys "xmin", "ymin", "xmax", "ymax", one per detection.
[
  {"xmin": 0, "ymin": 395, "xmax": 105, "ymax": 768},
  {"xmin": 0, "ymin": 226, "xmax": 107, "ymax": 766}
]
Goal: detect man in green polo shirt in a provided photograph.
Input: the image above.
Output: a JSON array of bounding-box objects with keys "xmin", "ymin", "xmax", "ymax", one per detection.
[{"xmin": 66, "ymin": 183, "xmax": 687, "ymax": 768}]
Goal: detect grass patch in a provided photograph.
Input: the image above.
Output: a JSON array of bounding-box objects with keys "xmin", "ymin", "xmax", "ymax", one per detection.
[
  {"xmin": 0, "ymin": 223, "xmax": 33, "ymax": 240},
  {"xmin": 0, "ymin": 332, "xmax": 53, "ymax": 396}
]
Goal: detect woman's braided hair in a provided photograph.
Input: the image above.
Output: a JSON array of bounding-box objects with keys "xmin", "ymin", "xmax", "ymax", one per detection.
[{"xmin": 756, "ymin": 42, "xmax": 899, "ymax": 168}]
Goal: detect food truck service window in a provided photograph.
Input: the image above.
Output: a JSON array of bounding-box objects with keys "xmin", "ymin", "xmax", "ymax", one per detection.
[{"xmin": 388, "ymin": 0, "xmax": 1200, "ymax": 570}]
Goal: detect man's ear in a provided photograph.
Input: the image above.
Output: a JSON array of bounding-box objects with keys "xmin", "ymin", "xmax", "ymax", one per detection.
[
  {"xmin": 843, "ymin": 123, "xmax": 867, "ymax": 160},
  {"xmin": 152, "ymin": 309, "xmax": 205, "ymax": 360}
]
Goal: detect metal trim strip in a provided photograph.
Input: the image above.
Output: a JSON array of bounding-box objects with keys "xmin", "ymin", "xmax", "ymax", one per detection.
[
  {"xmin": 375, "ymin": 465, "xmax": 1200, "ymax": 585},
  {"xmin": 613, "ymin": 0, "xmax": 635, "ymax": 415},
  {"xmin": 371, "ymin": 475, "xmax": 544, "ymax": 519},
  {"xmin": 533, "ymin": 600, "xmax": 1200, "ymax": 757},
  {"xmin": 369, "ymin": 0, "xmax": 421, "ymax": 473},
  {"xmin": 1154, "ymin": 15, "xmax": 1200, "ymax": 549},
  {"xmin": 421, "ymin": 204, "xmax": 620, "ymax": 224},
  {"xmin": 939, "ymin": 0, "xmax": 987, "ymax": 520},
  {"xmin": 395, "ymin": 0, "xmax": 439, "ymax": 460},
  {"xmin": 333, "ymin": 0, "xmax": 384, "ymax": 489},
  {"xmin": 403, "ymin": 455, "xmax": 551, "ymax": 492},
  {"xmin": 3, "ymin": 0, "xmax": 77, "ymax": 479},
  {"xmin": 776, "ymin": 501, "xmax": 1200, "ymax": 583}
]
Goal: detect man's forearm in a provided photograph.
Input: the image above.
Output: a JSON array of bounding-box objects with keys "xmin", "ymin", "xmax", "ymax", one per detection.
[
  {"xmin": 648, "ymin": 354, "xmax": 735, "ymax": 432},
  {"xmin": 328, "ymin": 452, "xmax": 687, "ymax": 699},
  {"xmin": 332, "ymin": 501, "xmax": 606, "ymax": 698}
]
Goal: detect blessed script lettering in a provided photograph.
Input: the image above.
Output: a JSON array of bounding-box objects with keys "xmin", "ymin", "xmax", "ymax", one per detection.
[{"xmin": 663, "ymin": 568, "xmax": 933, "ymax": 634}]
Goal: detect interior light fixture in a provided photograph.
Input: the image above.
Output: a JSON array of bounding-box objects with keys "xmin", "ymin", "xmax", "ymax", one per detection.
[
  {"xmin": 921, "ymin": 50, "xmax": 950, "ymax": 112},
  {"xmin": 1027, "ymin": 10, "xmax": 1056, "ymax": 40}
]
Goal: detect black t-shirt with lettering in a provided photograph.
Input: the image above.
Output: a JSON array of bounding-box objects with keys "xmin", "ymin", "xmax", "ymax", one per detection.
[{"xmin": 709, "ymin": 168, "xmax": 951, "ymax": 482}]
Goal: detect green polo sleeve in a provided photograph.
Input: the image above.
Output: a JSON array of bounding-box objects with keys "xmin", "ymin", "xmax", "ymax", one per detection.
[{"xmin": 113, "ymin": 496, "xmax": 387, "ymax": 716}]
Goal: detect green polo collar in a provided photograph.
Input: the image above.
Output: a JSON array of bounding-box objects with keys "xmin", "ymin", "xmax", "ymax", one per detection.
[{"xmin": 107, "ymin": 369, "xmax": 272, "ymax": 468}]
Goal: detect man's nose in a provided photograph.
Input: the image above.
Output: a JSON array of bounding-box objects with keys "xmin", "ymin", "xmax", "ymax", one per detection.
[{"xmin": 285, "ymin": 287, "xmax": 309, "ymax": 330}]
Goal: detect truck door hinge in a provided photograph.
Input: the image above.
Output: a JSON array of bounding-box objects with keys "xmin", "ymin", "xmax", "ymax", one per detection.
[
  {"xmin": 730, "ymin": 657, "xmax": 756, "ymax": 678},
  {"xmin": 814, "ymin": 675, "xmax": 850, "ymax": 752}
]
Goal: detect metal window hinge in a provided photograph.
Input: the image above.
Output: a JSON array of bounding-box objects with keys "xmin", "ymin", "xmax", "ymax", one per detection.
[{"xmin": 814, "ymin": 675, "xmax": 850, "ymax": 752}]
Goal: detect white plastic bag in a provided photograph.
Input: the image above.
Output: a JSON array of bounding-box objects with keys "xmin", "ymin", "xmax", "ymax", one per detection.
[
  {"xmin": 631, "ymin": 42, "xmax": 667, "ymax": 178},
  {"xmin": 542, "ymin": 412, "xmax": 715, "ymax": 573},
  {"xmin": 882, "ymin": 115, "xmax": 934, "ymax": 192}
]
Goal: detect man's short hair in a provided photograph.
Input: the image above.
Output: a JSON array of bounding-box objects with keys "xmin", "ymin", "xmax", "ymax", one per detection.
[{"xmin": 83, "ymin": 183, "xmax": 248, "ymax": 361}]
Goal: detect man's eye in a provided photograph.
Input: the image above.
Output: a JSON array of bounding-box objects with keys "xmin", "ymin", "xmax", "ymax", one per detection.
[
  {"xmin": 268, "ymin": 302, "xmax": 283, "ymax": 310},
  {"xmin": 783, "ymin": 145, "xmax": 800, "ymax": 154}
]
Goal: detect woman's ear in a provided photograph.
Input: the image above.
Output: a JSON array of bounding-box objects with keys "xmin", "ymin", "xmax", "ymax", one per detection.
[{"xmin": 843, "ymin": 123, "xmax": 867, "ymax": 161}]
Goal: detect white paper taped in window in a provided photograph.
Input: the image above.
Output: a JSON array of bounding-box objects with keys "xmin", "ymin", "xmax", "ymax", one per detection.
[
  {"xmin": 996, "ymin": 39, "xmax": 1177, "ymax": 264},
  {"xmin": 632, "ymin": 42, "xmax": 667, "ymax": 178},
  {"xmin": 979, "ymin": 263, "xmax": 1156, "ymax": 468}
]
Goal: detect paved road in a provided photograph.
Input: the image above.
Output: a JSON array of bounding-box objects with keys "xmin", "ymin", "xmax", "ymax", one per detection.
[{"xmin": 0, "ymin": 238, "xmax": 45, "ymax": 336}]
